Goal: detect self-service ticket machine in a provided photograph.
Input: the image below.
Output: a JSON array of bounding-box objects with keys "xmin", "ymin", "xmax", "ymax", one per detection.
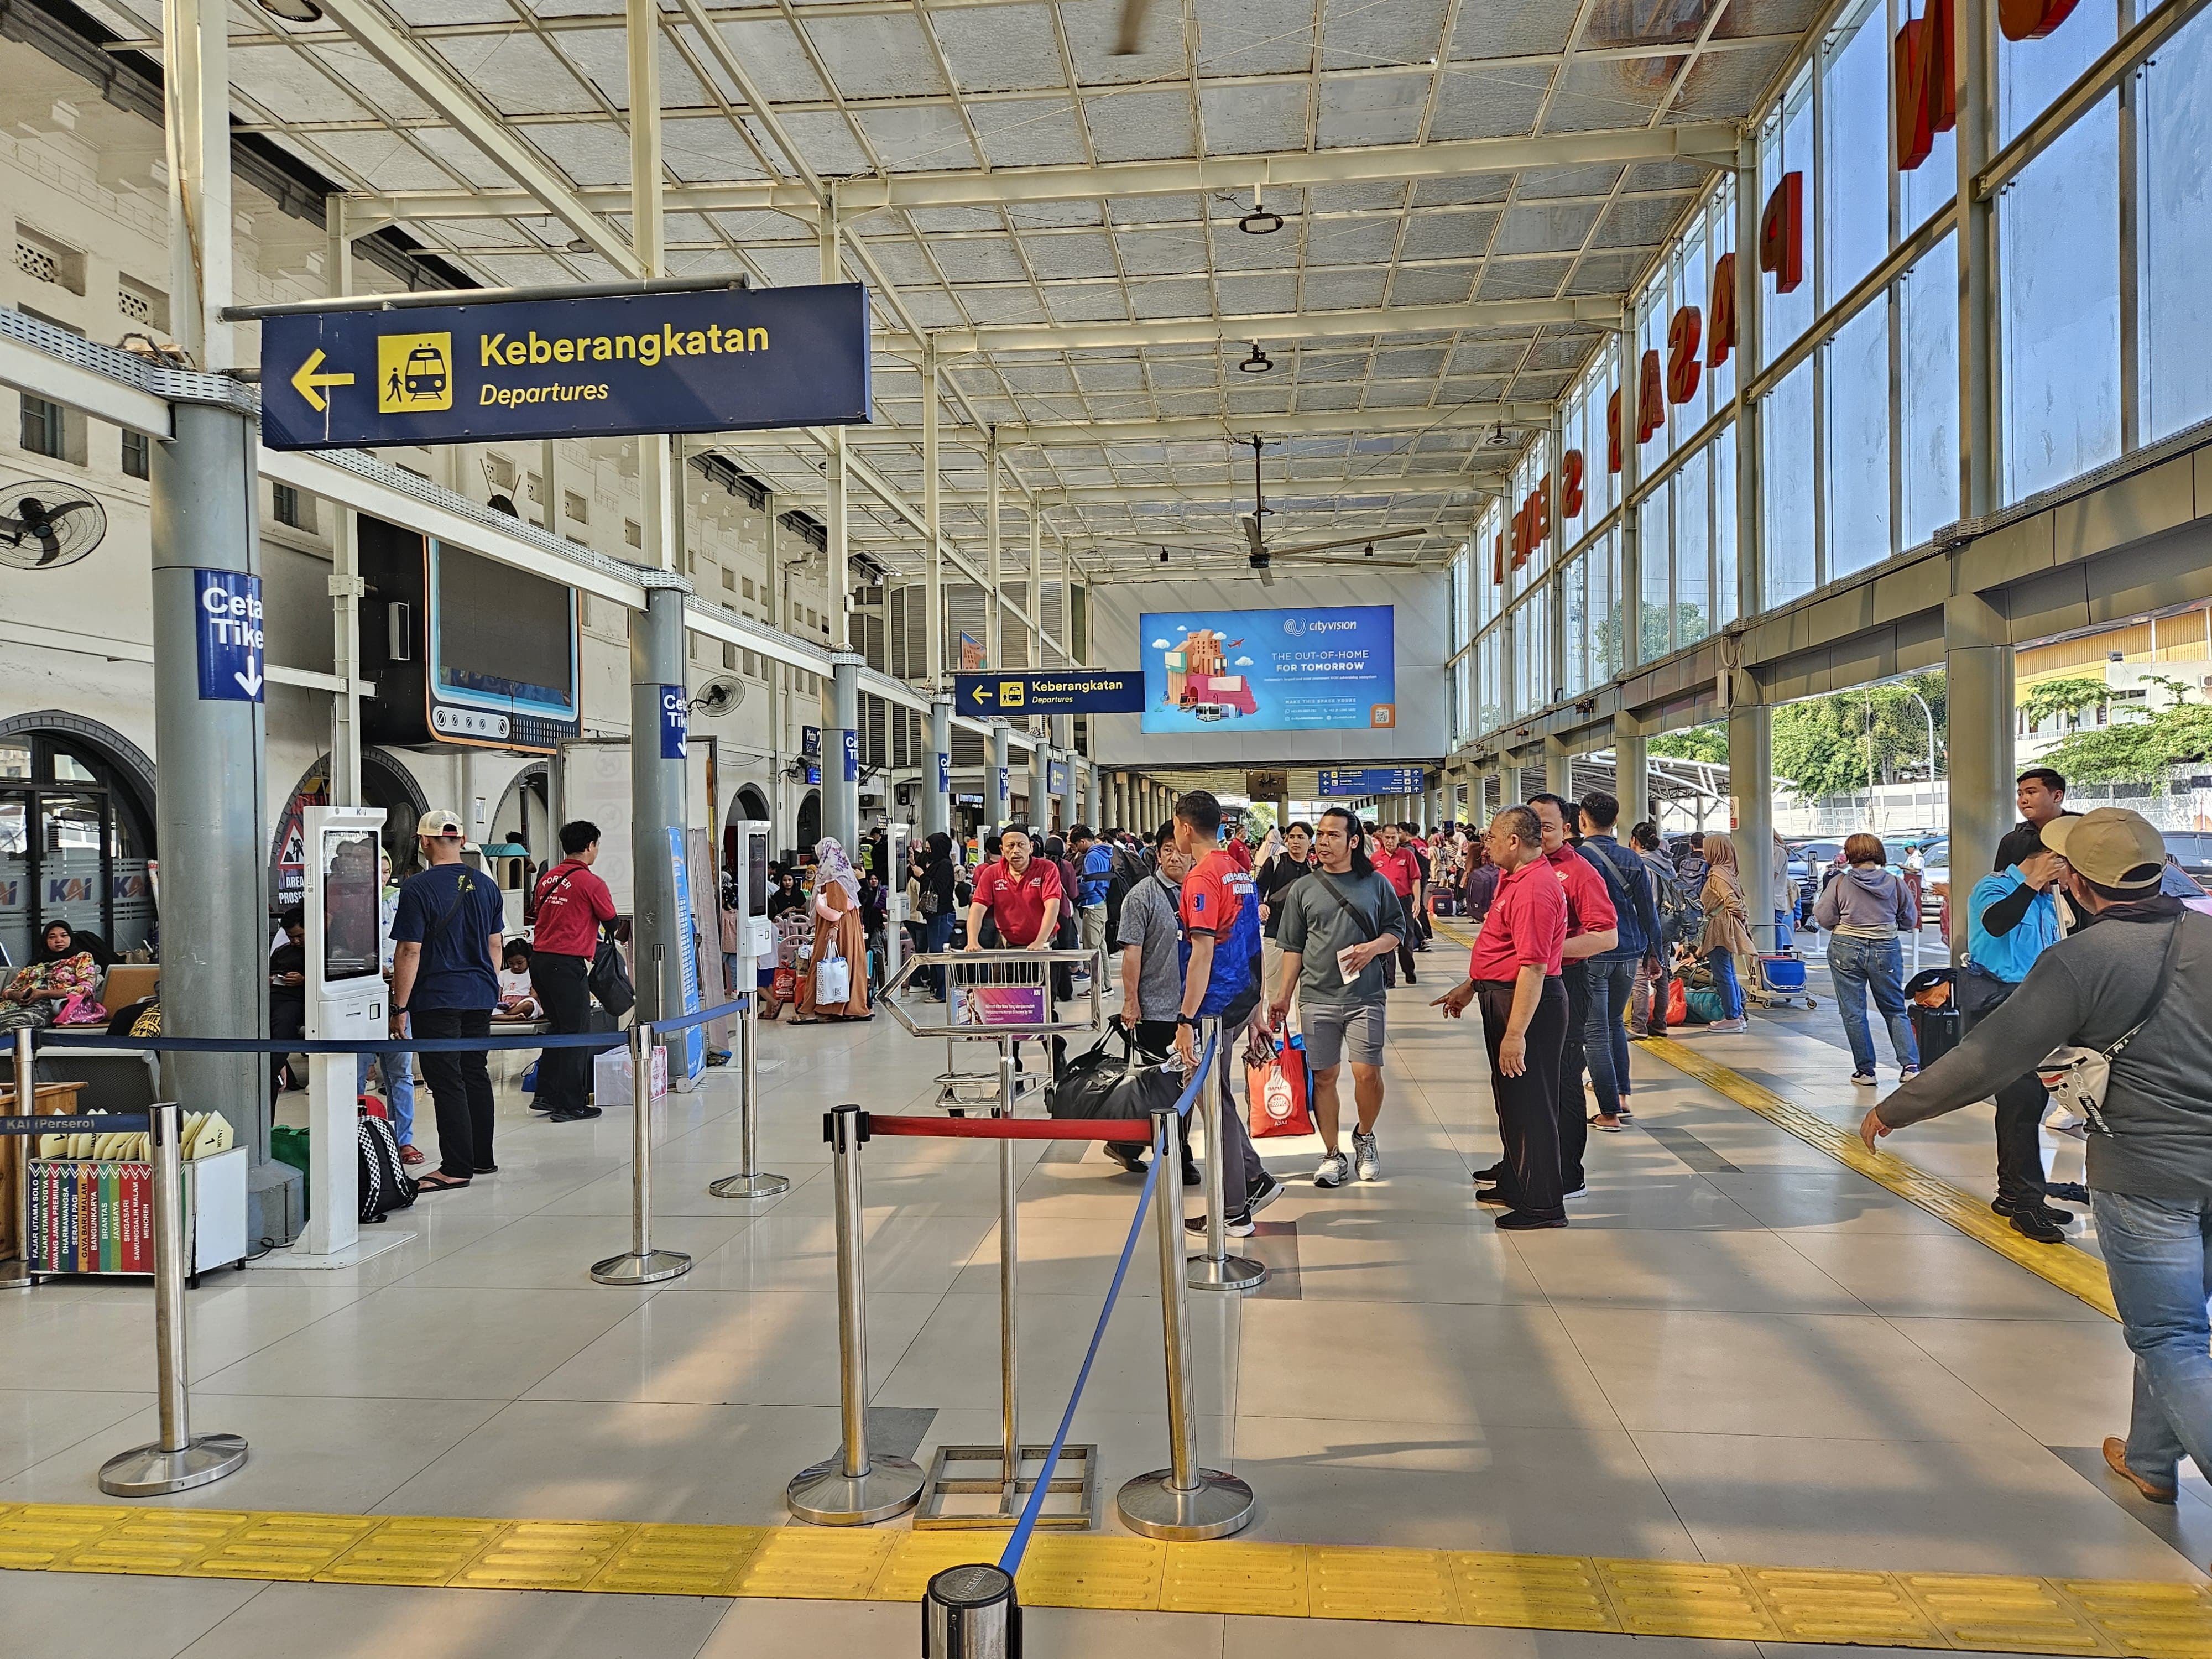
[
  {"xmin": 294, "ymin": 805, "xmax": 413, "ymax": 1265},
  {"xmin": 880, "ymin": 822, "xmax": 910, "ymax": 990},
  {"xmin": 731, "ymin": 819, "xmax": 774, "ymax": 963}
]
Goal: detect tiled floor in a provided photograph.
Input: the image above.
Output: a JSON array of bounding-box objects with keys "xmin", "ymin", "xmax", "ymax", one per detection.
[{"xmin": 1, "ymin": 954, "xmax": 2199, "ymax": 1656}]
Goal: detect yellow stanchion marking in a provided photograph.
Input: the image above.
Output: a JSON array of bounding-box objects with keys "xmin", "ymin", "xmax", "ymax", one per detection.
[
  {"xmin": 2, "ymin": 1500, "xmax": 2209, "ymax": 1648},
  {"xmin": 1641, "ymin": 1035, "xmax": 2120, "ymax": 1320}
]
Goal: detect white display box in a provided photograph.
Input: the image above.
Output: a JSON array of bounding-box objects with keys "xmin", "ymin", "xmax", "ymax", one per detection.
[{"xmin": 592, "ymin": 1042, "xmax": 667, "ymax": 1107}]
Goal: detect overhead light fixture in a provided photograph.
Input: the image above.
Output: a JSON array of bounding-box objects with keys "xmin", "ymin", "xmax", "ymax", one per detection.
[
  {"xmin": 1159, "ymin": 547, "xmax": 1170, "ymax": 564},
  {"xmin": 1238, "ymin": 342, "xmax": 1272, "ymax": 374},
  {"xmin": 1364, "ymin": 542, "xmax": 1375, "ymax": 557},
  {"xmin": 565, "ymin": 237, "xmax": 592, "ymax": 253},
  {"xmin": 1239, "ymin": 187, "xmax": 1283, "ymax": 235},
  {"xmin": 254, "ymin": 0, "xmax": 324, "ymax": 20}
]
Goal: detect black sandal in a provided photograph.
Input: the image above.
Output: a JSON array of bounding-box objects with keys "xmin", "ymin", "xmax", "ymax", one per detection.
[{"xmin": 414, "ymin": 1171, "xmax": 471, "ymax": 1191}]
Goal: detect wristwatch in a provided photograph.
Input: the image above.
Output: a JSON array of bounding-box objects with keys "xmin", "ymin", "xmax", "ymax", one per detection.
[{"xmin": 1176, "ymin": 1013, "xmax": 1196, "ymax": 1027}]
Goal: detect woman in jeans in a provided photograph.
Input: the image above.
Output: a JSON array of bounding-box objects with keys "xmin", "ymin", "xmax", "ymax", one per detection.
[
  {"xmin": 1813, "ymin": 833, "xmax": 1921, "ymax": 1085},
  {"xmin": 1695, "ymin": 832, "xmax": 1754, "ymax": 1034}
]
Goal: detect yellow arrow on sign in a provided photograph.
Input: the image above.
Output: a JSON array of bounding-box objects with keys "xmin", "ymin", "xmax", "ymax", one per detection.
[{"xmin": 290, "ymin": 348, "xmax": 354, "ymax": 413}]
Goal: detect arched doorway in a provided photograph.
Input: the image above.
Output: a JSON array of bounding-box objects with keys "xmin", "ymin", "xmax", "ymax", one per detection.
[
  {"xmin": 734, "ymin": 784, "xmax": 769, "ymax": 822},
  {"xmin": 726, "ymin": 784, "xmax": 771, "ymax": 874},
  {"xmin": 794, "ymin": 788, "xmax": 820, "ymax": 856},
  {"xmin": 269, "ymin": 752, "xmax": 430, "ymax": 911},
  {"xmin": 0, "ymin": 712, "xmax": 158, "ymax": 961}
]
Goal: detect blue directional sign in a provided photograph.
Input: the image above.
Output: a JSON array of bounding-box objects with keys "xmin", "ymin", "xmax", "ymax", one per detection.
[
  {"xmin": 801, "ymin": 726, "xmax": 821, "ymax": 757},
  {"xmin": 1048, "ymin": 759, "xmax": 1069, "ymax": 797},
  {"xmin": 936, "ymin": 752, "xmax": 951, "ymax": 793},
  {"xmin": 956, "ymin": 671, "xmax": 1143, "ymax": 717},
  {"xmin": 259, "ymin": 283, "xmax": 871, "ymax": 450},
  {"xmin": 996, "ymin": 766, "xmax": 1010, "ymax": 802},
  {"xmin": 842, "ymin": 728, "xmax": 860, "ymax": 784},
  {"xmin": 659, "ymin": 686, "xmax": 688, "ymax": 759},
  {"xmin": 1316, "ymin": 766, "xmax": 1428, "ymax": 797},
  {"xmin": 194, "ymin": 569, "xmax": 264, "ymax": 702}
]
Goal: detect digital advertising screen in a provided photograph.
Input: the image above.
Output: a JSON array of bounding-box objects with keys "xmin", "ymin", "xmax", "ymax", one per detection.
[{"xmin": 1140, "ymin": 605, "xmax": 1395, "ymax": 734}]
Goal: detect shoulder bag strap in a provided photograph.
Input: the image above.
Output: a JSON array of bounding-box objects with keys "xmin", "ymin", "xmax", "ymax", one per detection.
[
  {"xmin": 2106, "ymin": 915, "xmax": 2191, "ymax": 1061},
  {"xmin": 1305, "ymin": 872, "xmax": 1381, "ymax": 943}
]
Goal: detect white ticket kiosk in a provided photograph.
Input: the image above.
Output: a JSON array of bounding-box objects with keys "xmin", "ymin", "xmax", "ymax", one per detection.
[{"xmin": 293, "ymin": 805, "xmax": 413, "ymax": 1265}]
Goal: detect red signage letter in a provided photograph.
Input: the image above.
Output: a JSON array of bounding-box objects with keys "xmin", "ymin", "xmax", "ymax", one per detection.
[
  {"xmin": 1895, "ymin": 0, "xmax": 1957, "ymax": 170},
  {"xmin": 1636, "ymin": 348, "xmax": 1664, "ymax": 442},
  {"xmin": 1666, "ymin": 306, "xmax": 1703, "ymax": 405},
  {"xmin": 1708, "ymin": 254, "xmax": 1737, "ymax": 367},
  {"xmin": 1492, "ymin": 529, "xmax": 1506, "ymax": 586},
  {"xmin": 1560, "ymin": 448, "xmax": 1585, "ymax": 517},
  {"xmin": 1759, "ymin": 173, "xmax": 1804, "ymax": 294},
  {"xmin": 1606, "ymin": 389, "xmax": 1623, "ymax": 474},
  {"xmin": 2001, "ymin": 0, "xmax": 2078, "ymax": 40}
]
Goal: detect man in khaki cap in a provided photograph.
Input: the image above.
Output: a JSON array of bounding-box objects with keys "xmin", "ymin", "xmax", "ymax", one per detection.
[
  {"xmin": 390, "ymin": 808, "xmax": 504, "ymax": 1190},
  {"xmin": 1863, "ymin": 807, "xmax": 2212, "ymax": 1507}
]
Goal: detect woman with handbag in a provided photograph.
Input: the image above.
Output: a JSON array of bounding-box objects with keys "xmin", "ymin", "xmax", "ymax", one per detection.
[
  {"xmin": 1694, "ymin": 831, "xmax": 1754, "ymax": 1034},
  {"xmin": 792, "ymin": 836, "xmax": 872, "ymax": 1022},
  {"xmin": 916, "ymin": 831, "xmax": 959, "ymax": 999}
]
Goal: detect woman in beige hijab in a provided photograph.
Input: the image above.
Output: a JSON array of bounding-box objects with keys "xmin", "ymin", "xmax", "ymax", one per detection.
[{"xmin": 1697, "ymin": 831, "xmax": 1754, "ymax": 1033}]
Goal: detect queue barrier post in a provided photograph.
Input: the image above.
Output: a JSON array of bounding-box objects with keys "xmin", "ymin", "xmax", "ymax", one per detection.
[
  {"xmin": 922, "ymin": 1563, "xmax": 1020, "ymax": 1658},
  {"xmin": 1116, "ymin": 1103, "xmax": 1254, "ymax": 1541},
  {"xmin": 1, "ymin": 1028, "xmax": 34, "ymax": 1290},
  {"xmin": 98, "ymin": 1101, "xmax": 249, "ymax": 1496},
  {"xmin": 591, "ymin": 959, "xmax": 693, "ymax": 1286},
  {"xmin": 788, "ymin": 1104, "xmax": 925, "ymax": 1524},
  {"xmin": 1186, "ymin": 1015, "xmax": 1265, "ymax": 1294},
  {"xmin": 707, "ymin": 987, "xmax": 789, "ymax": 1200}
]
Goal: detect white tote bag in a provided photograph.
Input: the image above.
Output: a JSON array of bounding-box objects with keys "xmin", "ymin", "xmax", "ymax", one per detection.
[{"xmin": 813, "ymin": 950, "xmax": 852, "ymax": 1005}]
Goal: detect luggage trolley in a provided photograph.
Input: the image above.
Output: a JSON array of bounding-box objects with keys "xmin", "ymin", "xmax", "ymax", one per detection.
[{"xmin": 881, "ymin": 947, "xmax": 1106, "ymax": 1528}]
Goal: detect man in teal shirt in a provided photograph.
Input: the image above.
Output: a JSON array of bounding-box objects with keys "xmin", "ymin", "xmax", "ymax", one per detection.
[{"xmin": 1963, "ymin": 823, "xmax": 2069, "ymax": 1241}]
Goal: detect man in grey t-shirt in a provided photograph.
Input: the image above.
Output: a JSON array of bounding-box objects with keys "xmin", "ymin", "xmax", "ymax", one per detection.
[
  {"xmin": 1117, "ymin": 827, "xmax": 1192, "ymax": 1056},
  {"xmin": 1270, "ymin": 806, "xmax": 1405, "ymax": 1188}
]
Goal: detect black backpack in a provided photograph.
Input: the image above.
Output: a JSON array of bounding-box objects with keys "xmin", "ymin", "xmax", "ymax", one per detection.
[
  {"xmin": 1102, "ymin": 844, "xmax": 1148, "ymax": 943},
  {"xmin": 359, "ymin": 1105, "xmax": 417, "ymax": 1222}
]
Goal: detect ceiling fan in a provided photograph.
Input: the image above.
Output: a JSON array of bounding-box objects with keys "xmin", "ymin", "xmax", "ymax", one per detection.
[{"xmin": 1226, "ymin": 436, "xmax": 1426, "ymax": 586}]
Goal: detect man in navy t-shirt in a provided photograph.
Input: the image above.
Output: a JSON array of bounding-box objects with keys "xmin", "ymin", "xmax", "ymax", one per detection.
[{"xmin": 391, "ymin": 808, "xmax": 506, "ymax": 1188}]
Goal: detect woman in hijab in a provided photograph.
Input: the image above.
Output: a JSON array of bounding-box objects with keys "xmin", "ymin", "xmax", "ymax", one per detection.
[
  {"xmin": 1695, "ymin": 831, "xmax": 1755, "ymax": 1034},
  {"xmin": 0, "ymin": 920, "xmax": 110, "ymax": 1031},
  {"xmin": 793, "ymin": 837, "xmax": 872, "ymax": 1021},
  {"xmin": 916, "ymin": 831, "xmax": 959, "ymax": 999}
]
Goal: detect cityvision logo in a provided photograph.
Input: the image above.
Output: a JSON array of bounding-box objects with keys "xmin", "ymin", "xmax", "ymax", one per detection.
[{"xmin": 1282, "ymin": 615, "xmax": 1358, "ymax": 638}]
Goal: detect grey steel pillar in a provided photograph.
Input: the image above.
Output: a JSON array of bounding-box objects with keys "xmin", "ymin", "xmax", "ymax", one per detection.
[
  {"xmin": 151, "ymin": 399, "xmax": 297, "ymax": 1245},
  {"xmin": 1615, "ymin": 722, "xmax": 1650, "ymax": 830},
  {"xmin": 1727, "ymin": 701, "xmax": 1776, "ymax": 952},
  {"xmin": 988, "ymin": 722, "xmax": 1011, "ymax": 830},
  {"xmin": 1029, "ymin": 737, "xmax": 1051, "ymax": 832},
  {"xmin": 923, "ymin": 697, "xmax": 952, "ymax": 839},
  {"xmin": 1054, "ymin": 715, "xmax": 1078, "ymax": 829},
  {"xmin": 630, "ymin": 581, "xmax": 690, "ymax": 1026},
  {"xmin": 1945, "ymin": 593, "xmax": 2013, "ymax": 960},
  {"xmin": 827, "ymin": 652, "xmax": 862, "ymax": 851}
]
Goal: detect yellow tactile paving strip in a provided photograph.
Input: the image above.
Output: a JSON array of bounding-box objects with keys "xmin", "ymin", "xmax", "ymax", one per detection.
[
  {"xmin": 4, "ymin": 1501, "xmax": 2211, "ymax": 1650},
  {"xmin": 1425, "ymin": 915, "xmax": 2119, "ymax": 1321}
]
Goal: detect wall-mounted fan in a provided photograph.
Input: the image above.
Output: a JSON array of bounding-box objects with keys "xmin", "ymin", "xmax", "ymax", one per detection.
[
  {"xmin": 0, "ymin": 483, "xmax": 107, "ymax": 571},
  {"xmin": 690, "ymin": 675, "xmax": 745, "ymax": 717}
]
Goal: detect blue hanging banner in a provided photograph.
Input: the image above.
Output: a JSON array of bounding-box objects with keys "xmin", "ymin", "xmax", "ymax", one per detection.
[
  {"xmin": 996, "ymin": 766, "xmax": 1010, "ymax": 803},
  {"xmin": 801, "ymin": 725, "xmax": 821, "ymax": 757},
  {"xmin": 1048, "ymin": 758, "xmax": 1069, "ymax": 797},
  {"xmin": 194, "ymin": 569, "xmax": 265, "ymax": 702},
  {"xmin": 659, "ymin": 685, "xmax": 688, "ymax": 759},
  {"xmin": 259, "ymin": 283, "xmax": 871, "ymax": 450},
  {"xmin": 842, "ymin": 728, "xmax": 860, "ymax": 783}
]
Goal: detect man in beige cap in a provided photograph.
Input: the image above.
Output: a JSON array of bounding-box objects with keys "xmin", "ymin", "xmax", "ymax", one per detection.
[
  {"xmin": 1863, "ymin": 807, "xmax": 2212, "ymax": 1506},
  {"xmin": 390, "ymin": 808, "xmax": 505, "ymax": 1191}
]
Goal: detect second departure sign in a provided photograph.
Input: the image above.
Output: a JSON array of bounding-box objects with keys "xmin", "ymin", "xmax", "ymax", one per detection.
[{"xmin": 259, "ymin": 283, "xmax": 871, "ymax": 450}]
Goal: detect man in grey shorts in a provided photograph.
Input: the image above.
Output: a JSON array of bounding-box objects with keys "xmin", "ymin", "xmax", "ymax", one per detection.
[{"xmin": 1270, "ymin": 806, "xmax": 1406, "ymax": 1187}]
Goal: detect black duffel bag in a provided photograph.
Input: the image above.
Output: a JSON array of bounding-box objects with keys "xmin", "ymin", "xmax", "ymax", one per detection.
[{"xmin": 1047, "ymin": 1025, "xmax": 1185, "ymax": 1128}]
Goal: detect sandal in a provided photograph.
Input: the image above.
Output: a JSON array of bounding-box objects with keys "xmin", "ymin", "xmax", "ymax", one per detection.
[
  {"xmin": 398, "ymin": 1144, "xmax": 426, "ymax": 1166},
  {"xmin": 414, "ymin": 1171, "xmax": 471, "ymax": 1192},
  {"xmin": 1588, "ymin": 1114, "xmax": 1624, "ymax": 1132}
]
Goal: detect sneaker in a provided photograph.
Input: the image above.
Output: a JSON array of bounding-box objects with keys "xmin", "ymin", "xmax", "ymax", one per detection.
[
  {"xmin": 549, "ymin": 1105, "xmax": 602, "ymax": 1123},
  {"xmin": 1474, "ymin": 1185, "xmax": 1512, "ymax": 1207},
  {"xmin": 2010, "ymin": 1207, "xmax": 2067, "ymax": 1245},
  {"xmin": 1181, "ymin": 1161, "xmax": 1204, "ymax": 1187},
  {"xmin": 1246, "ymin": 1173, "xmax": 1286, "ymax": 1215},
  {"xmin": 1186, "ymin": 1209, "xmax": 1255, "ymax": 1238},
  {"xmin": 1352, "ymin": 1130, "xmax": 1380, "ymax": 1182},
  {"xmin": 1899, "ymin": 1066, "xmax": 1920, "ymax": 1081},
  {"xmin": 1473, "ymin": 1162, "xmax": 1505, "ymax": 1185},
  {"xmin": 1314, "ymin": 1151, "xmax": 1350, "ymax": 1188},
  {"xmin": 1104, "ymin": 1143, "xmax": 1146, "ymax": 1176},
  {"xmin": 1705, "ymin": 1017, "xmax": 1749, "ymax": 1034},
  {"xmin": 1850, "ymin": 1073, "xmax": 1877, "ymax": 1087},
  {"xmin": 1563, "ymin": 1183, "xmax": 1588, "ymax": 1199},
  {"xmin": 1992, "ymin": 1194, "xmax": 2074, "ymax": 1224},
  {"xmin": 1495, "ymin": 1209, "xmax": 1568, "ymax": 1230}
]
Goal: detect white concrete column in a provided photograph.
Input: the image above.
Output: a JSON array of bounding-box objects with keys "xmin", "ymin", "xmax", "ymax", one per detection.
[{"xmin": 922, "ymin": 338, "xmax": 943, "ymax": 687}]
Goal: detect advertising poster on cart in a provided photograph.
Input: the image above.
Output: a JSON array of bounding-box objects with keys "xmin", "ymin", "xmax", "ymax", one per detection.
[{"xmin": 1139, "ymin": 605, "xmax": 1395, "ymax": 734}]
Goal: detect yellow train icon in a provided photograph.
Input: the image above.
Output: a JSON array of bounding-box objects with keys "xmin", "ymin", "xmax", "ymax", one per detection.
[{"xmin": 402, "ymin": 345, "xmax": 447, "ymax": 399}]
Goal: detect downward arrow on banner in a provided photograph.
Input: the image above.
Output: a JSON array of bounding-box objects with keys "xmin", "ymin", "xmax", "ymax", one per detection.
[{"xmin": 234, "ymin": 661, "xmax": 263, "ymax": 697}]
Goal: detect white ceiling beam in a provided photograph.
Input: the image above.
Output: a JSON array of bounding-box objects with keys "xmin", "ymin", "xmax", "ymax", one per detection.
[
  {"xmin": 926, "ymin": 481, "xmax": 1503, "ymax": 506},
  {"xmin": 353, "ymin": 122, "xmax": 1741, "ymax": 223},
  {"xmin": 920, "ymin": 297, "xmax": 1619, "ymax": 357},
  {"xmin": 990, "ymin": 405, "xmax": 1556, "ymax": 446}
]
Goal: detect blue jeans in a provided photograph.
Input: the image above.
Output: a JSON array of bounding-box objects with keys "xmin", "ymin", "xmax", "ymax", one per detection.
[
  {"xmin": 358, "ymin": 1048, "xmax": 415, "ymax": 1147},
  {"xmin": 923, "ymin": 910, "xmax": 957, "ymax": 997},
  {"xmin": 1825, "ymin": 935, "xmax": 1918, "ymax": 1076},
  {"xmin": 1706, "ymin": 948, "xmax": 1744, "ymax": 1019},
  {"xmin": 1583, "ymin": 955, "xmax": 1636, "ymax": 1117},
  {"xmin": 2095, "ymin": 1188, "xmax": 2212, "ymax": 1488}
]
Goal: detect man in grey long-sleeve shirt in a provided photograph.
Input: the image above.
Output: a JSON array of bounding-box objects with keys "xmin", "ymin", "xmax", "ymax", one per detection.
[{"xmin": 1861, "ymin": 808, "xmax": 2212, "ymax": 1506}]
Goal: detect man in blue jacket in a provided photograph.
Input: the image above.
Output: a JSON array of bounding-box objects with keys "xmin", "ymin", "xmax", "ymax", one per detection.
[
  {"xmin": 1074, "ymin": 825, "xmax": 1113, "ymax": 960},
  {"xmin": 1963, "ymin": 823, "xmax": 2069, "ymax": 1241}
]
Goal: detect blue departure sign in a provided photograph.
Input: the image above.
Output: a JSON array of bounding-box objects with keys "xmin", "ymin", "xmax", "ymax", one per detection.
[
  {"xmin": 956, "ymin": 670, "xmax": 1142, "ymax": 716},
  {"xmin": 194, "ymin": 569, "xmax": 264, "ymax": 702},
  {"xmin": 1316, "ymin": 766, "xmax": 1427, "ymax": 796},
  {"xmin": 842, "ymin": 729, "xmax": 860, "ymax": 784},
  {"xmin": 936, "ymin": 752, "xmax": 951, "ymax": 793},
  {"xmin": 260, "ymin": 284, "xmax": 870, "ymax": 450},
  {"xmin": 1048, "ymin": 759, "xmax": 1069, "ymax": 796},
  {"xmin": 659, "ymin": 686, "xmax": 688, "ymax": 759}
]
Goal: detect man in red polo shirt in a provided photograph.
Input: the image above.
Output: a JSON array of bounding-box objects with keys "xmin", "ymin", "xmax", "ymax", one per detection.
[
  {"xmin": 965, "ymin": 825, "xmax": 1062, "ymax": 950},
  {"xmin": 1529, "ymin": 794, "xmax": 1618, "ymax": 1199},
  {"xmin": 1374, "ymin": 825, "xmax": 1422, "ymax": 985},
  {"xmin": 1434, "ymin": 806, "xmax": 1571, "ymax": 1229},
  {"xmin": 530, "ymin": 819, "xmax": 618, "ymax": 1123}
]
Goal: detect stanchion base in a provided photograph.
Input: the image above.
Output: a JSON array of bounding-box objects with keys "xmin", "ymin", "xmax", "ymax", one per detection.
[
  {"xmin": 707, "ymin": 1171, "xmax": 791, "ymax": 1199},
  {"xmin": 786, "ymin": 1454, "xmax": 926, "ymax": 1525},
  {"xmin": 98, "ymin": 1433, "xmax": 248, "ymax": 1497},
  {"xmin": 589, "ymin": 1248, "xmax": 692, "ymax": 1286},
  {"xmin": 1187, "ymin": 1251, "xmax": 1268, "ymax": 1293},
  {"xmin": 0, "ymin": 1255, "xmax": 34, "ymax": 1291},
  {"xmin": 1114, "ymin": 1468, "xmax": 1255, "ymax": 1541}
]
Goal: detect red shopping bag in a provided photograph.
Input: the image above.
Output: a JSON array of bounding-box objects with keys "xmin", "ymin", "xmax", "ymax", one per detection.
[
  {"xmin": 1665, "ymin": 979, "xmax": 1689, "ymax": 1026},
  {"xmin": 771, "ymin": 965, "xmax": 799, "ymax": 1005},
  {"xmin": 1247, "ymin": 1035, "xmax": 1314, "ymax": 1139}
]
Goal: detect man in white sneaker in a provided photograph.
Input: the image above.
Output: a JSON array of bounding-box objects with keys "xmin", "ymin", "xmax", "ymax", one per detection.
[{"xmin": 1270, "ymin": 807, "xmax": 1405, "ymax": 1187}]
